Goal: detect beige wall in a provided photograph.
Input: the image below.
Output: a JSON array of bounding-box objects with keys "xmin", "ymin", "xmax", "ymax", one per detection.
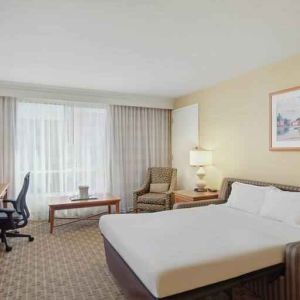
[{"xmin": 175, "ymin": 53, "xmax": 300, "ymax": 189}]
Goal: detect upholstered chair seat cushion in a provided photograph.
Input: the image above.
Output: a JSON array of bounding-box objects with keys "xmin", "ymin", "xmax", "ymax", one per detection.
[
  {"xmin": 137, "ymin": 203, "xmax": 165, "ymax": 212},
  {"xmin": 133, "ymin": 167, "xmax": 177, "ymax": 212},
  {"xmin": 137, "ymin": 193, "xmax": 167, "ymax": 205}
]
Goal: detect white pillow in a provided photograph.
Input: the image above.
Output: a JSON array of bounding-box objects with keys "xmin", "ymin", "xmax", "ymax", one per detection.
[
  {"xmin": 149, "ymin": 183, "xmax": 169, "ymax": 193},
  {"xmin": 227, "ymin": 182, "xmax": 277, "ymax": 214},
  {"xmin": 260, "ymin": 189, "xmax": 300, "ymax": 224},
  {"xmin": 285, "ymin": 215, "xmax": 300, "ymax": 227}
]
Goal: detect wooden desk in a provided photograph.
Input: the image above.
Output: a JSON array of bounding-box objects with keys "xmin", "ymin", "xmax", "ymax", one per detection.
[
  {"xmin": 174, "ymin": 190, "xmax": 218, "ymax": 203},
  {"xmin": 48, "ymin": 194, "xmax": 121, "ymax": 233},
  {"xmin": 0, "ymin": 183, "xmax": 9, "ymax": 207}
]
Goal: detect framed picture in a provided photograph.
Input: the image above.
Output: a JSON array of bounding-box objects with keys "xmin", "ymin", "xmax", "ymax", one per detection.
[{"xmin": 270, "ymin": 86, "xmax": 300, "ymax": 151}]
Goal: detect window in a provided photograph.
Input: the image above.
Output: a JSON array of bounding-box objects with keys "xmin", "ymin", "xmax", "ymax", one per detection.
[{"xmin": 15, "ymin": 101, "xmax": 109, "ymax": 218}]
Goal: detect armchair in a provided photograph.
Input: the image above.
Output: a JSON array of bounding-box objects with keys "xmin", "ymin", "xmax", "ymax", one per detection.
[{"xmin": 133, "ymin": 167, "xmax": 177, "ymax": 212}]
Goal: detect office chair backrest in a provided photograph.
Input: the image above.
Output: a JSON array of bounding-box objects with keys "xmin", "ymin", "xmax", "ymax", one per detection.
[{"xmin": 15, "ymin": 172, "xmax": 30, "ymax": 221}]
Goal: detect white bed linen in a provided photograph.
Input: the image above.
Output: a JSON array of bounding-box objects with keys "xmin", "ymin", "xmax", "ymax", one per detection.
[
  {"xmin": 226, "ymin": 182, "xmax": 277, "ymax": 214},
  {"xmin": 99, "ymin": 205, "xmax": 300, "ymax": 298}
]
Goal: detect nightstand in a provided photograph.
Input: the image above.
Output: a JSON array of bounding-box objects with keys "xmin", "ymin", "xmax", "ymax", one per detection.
[{"xmin": 174, "ymin": 190, "xmax": 219, "ymax": 203}]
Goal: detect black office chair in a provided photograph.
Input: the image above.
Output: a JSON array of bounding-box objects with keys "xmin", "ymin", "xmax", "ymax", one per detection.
[{"xmin": 0, "ymin": 172, "xmax": 34, "ymax": 252}]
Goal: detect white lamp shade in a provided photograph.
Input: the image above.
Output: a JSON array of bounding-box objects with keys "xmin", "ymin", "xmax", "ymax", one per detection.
[{"xmin": 190, "ymin": 150, "xmax": 212, "ymax": 166}]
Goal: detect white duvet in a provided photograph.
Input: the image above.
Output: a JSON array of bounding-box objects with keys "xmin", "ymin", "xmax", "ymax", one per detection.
[{"xmin": 99, "ymin": 205, "xmax": 300, "ymax": 298}]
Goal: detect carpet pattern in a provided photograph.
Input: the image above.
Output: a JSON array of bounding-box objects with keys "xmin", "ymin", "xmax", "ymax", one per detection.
[
  {"xmin": 0, "ymin": 220, "xmax": 260, "ymax": 300},
  {"xmin": 0, "ymin": 220, "xmax": 125, "ymax": 300}
]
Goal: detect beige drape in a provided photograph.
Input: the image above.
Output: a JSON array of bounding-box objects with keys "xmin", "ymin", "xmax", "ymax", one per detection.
[
  {"xmin": 109, "ymin": 105, "xmax": 172, "ymax": 212},
  {"xmin": 0, "ymin": 96, "xmax": 16, "ymax": 197}
]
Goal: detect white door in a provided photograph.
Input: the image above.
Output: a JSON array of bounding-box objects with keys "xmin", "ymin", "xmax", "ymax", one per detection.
[{"xmin": 172, "ymin": 104, "xmax": 199, "ymax": 190}]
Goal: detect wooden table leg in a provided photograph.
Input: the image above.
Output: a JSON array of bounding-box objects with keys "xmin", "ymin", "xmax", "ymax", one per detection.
[
  {"xmin": 49, "ymin": 207, "xmax": 55, "ymax": 234},
  {"xmin": 115, "ymin": 202, "xmax": 120, "ymax": 213},
  {"xmin": 108, "ymin": 205, "xmax": 111, "ymax": 214}
]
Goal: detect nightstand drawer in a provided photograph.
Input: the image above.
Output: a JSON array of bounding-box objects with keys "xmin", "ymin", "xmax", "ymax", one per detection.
[{"xmin": 174, "ymin": 194, "xmax": 192, "ymax": 203}]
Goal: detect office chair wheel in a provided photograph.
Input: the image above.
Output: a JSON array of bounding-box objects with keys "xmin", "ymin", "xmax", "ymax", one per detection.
[
  {"xmin": 5, "ymin": 245, "xmax": 12, "ymax": 252},
  {"xmin": 29, "ymin": 236, "xmax": 34, "ymax": 242}
]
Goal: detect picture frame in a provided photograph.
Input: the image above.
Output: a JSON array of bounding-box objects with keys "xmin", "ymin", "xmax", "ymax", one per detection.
[{"xmin": 270, "ymin": 86, "xmax": 300, "ymax": 151}]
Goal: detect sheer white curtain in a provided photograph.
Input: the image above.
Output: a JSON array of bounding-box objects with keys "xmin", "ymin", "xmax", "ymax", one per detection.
[
  {"xmin": 0, "ymin": 97, "xmax": 16, "ymax": 197},
  {"xmin": 15, "ymin": 101, "xmax": 109, "ymax": 219},
  {"xmin": 14, "ymin": 101, "xmax": 172, "ymax": 218},
  {"xmin": 109, "ymin": 105, "xmax": 172, "ymax": 212}
]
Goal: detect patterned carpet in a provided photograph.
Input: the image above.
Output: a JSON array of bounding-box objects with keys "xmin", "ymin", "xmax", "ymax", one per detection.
[
  {"xmin": 0, "ymin": 220, "xmax": 125, "ymax": 300},
  {"xmin": 0, "ymin": 220, "xmax": 260, "ymax": 300}
]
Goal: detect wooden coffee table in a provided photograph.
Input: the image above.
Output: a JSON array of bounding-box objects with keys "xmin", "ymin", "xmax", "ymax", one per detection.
[{"xmin": 48, "ymin": 194, "xmax": 120, "ymax": 233}]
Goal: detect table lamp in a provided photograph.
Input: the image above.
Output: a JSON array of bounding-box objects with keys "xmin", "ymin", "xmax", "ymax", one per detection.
[{"xmin": 190, "ymin": 148, "xmax": 212, "ymax": 192}]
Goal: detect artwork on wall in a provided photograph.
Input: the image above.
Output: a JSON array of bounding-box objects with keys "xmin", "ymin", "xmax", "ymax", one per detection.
[{"xmin": 270, "ymin": 86, "xmax": 300, "ymax": 151}]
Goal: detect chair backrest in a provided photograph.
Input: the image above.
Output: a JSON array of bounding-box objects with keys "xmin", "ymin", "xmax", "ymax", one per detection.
[
  {"xmin": 15, "ymin": 172, "xmax": 31, "ymax": 221},
  {"xmin": 219, "ymin": 177, "xmax": 300, "ymax": 202},
  {"xmin": 149, "ymin": 167, "xmax": 176, "ymax": 184}
]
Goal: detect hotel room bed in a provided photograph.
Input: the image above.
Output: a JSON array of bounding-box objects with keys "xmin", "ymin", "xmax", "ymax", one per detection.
[{"xmin": 99, "ymin": 178, "xmax": 300, "ymax": 300}]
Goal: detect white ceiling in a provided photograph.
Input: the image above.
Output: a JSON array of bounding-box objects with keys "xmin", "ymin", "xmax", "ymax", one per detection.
[{"xmin": 1, "ymin": 0, "xmax": 300, "ymax": 98}]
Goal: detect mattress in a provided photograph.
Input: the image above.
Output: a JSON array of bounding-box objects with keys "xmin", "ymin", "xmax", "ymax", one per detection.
[{"xmin": 99, "ymin": 205, "xmax": 300, "ymax": 298}]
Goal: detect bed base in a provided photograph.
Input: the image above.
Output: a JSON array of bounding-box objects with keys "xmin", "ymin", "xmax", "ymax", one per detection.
[
  {"xmin": 103, "ymin": 237, "xmax": 286, "ymax": 300},
  {"xmin": 103, "ymin": 177, "xmax": 300, "ymax": 299}
]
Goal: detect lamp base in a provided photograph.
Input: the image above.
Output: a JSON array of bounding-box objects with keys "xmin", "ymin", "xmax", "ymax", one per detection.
[
  {"xmin": 195, "ymin": 168, "xmax": 207, "ymax": 192},
  {"xmin": 195, "ymin": 179, "xmax": 206, "ymax": 192}
]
